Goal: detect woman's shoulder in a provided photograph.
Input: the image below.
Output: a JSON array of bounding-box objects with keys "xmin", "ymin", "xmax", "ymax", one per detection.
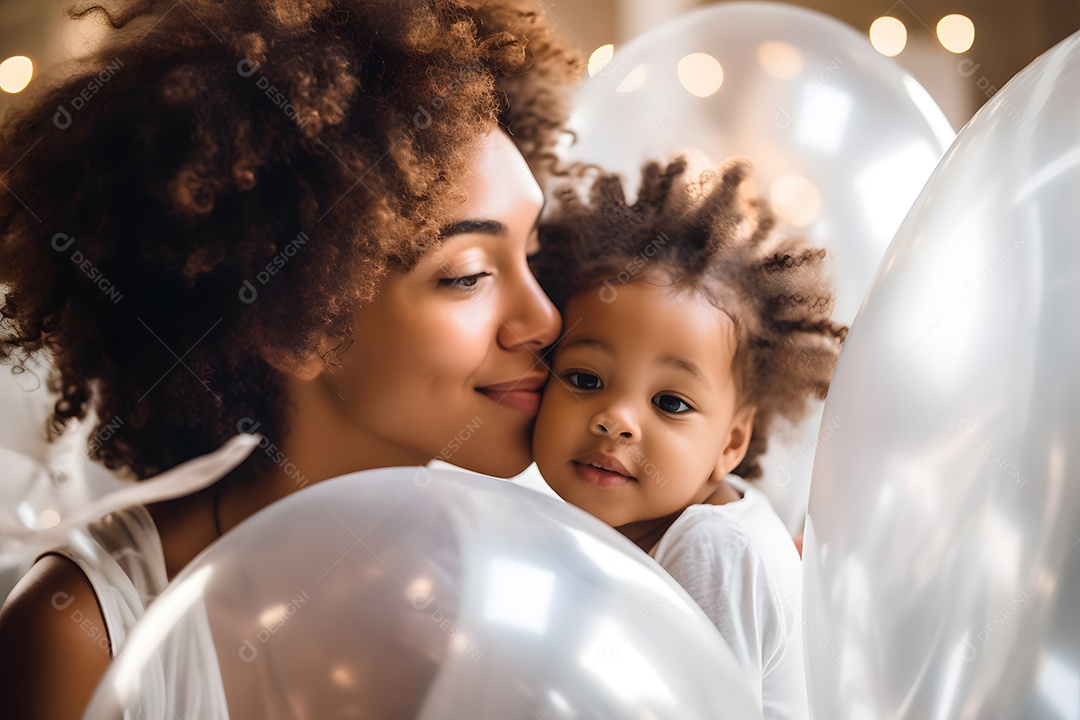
[{"xmin": 0, "ymin": 553, "xmax": 112, "ymax": 719}]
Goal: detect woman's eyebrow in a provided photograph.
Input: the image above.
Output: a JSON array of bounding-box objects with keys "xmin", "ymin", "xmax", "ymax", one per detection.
[{"xmin": 439, "ymin": 219, "xmax": 505, "ymax": 238}]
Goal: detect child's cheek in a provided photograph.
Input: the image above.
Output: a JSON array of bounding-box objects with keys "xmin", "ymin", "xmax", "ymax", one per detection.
[{"xmin": 532, "ymin": 377, "xmax": 557, "ymax": 450}]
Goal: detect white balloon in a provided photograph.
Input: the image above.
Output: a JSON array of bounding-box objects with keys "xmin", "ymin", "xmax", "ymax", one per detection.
[
  {"xmin": 805, "ymin": 30, "xmax": 1080, "ymax": 719},
  {"xmin": 561, "ymin": 2, "xmax": 955, "ymax": 532},
  {"xmin": 84, "ymin": 467, "xmax": 763, "ymax": 719}
]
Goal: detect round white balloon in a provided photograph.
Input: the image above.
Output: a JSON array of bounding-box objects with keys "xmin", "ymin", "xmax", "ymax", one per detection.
[
  {"xmin": 85, "ymin": 467, "xmax": 762, "ymax": 719},
  {"xmin": 561, "ymin": 2, "xmax": 956, "ymax": 531},
  {"xmin": 805, "ymin": 30, "xmax": 1080, "ymax": 719}
]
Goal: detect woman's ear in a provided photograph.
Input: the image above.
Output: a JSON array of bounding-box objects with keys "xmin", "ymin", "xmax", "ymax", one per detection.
[
  {"xmin": 711, "ymin": 404, "xmax": 757, "ymax": 481},
  {"xmin": 260, "ymin": 337, "xmax": 334, "ymax": 382}
]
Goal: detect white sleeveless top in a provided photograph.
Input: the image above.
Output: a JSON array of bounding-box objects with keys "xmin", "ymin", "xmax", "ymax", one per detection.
[
  {"xmin": 50, "ymin": 505, "xmax": 231, "ymax": 719},
  {"xmin": 33, "ymin": 435, "xmax": 264, "ymax": 719},
  {"xmin": 51, "ymin": 505, "xmax": 168, "ymax": 655}
]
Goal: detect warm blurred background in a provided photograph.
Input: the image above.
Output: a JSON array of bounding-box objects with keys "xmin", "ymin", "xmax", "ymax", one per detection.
[
  {"xmin": 2, "ymin": 1, "xmax": 1077, "ymax": 129},
  {"xmin": 541, "ymin": 0, "xmax": 1079, "ymax": 131},
  {"xmin": 2, "ymin": 0, "xmax": 1077, "ymax": 132}
]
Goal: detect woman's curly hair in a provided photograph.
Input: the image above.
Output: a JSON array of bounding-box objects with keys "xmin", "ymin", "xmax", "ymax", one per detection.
[
  {"xmin": 0, "ymin": 0, "xmax": 582, "ymax": 483},
  {"xmin": 533, "ymin": 158, "xmax": 848, "ymax": 480}
]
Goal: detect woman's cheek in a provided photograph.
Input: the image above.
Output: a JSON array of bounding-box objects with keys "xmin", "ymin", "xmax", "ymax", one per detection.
[{"xmin": 428, "ymin": 302, "xmax": 493, "ymax": 363}]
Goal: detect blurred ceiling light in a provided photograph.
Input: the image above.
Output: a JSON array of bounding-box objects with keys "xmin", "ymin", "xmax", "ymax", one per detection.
[
  {"xmin": 758, "ymin": 41, "xmax": 803, "ymax": 80},
  {"xmin": 677, "ymin": 52, "xmax": 723, "ymax": 98},
  {"xmin": 40, "ymin": 509, "xmax": 61, "ymax": 529},
  {"xmin": 770, "ymin": 174, "xmax": 822, "ymax": 227},
  {"xmin": 869, "ymin": 17, "xmax": 907, "ymax": 57},
  {"xmin": 588, "ymin": 44, "xmax": 615, "ymax": 77},
  {"xmin": 615, "ymin": 64, "xmax": 647, "ymax": 93},
  {"xmin": 0, "ymin": 56, "xmax": 34, "ymax": 94},
  {"xmin": 937, "ymin": 14, "xmax": 975, "ymax": 54}
]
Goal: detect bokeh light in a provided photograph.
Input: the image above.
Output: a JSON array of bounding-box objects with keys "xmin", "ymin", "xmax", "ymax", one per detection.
[
  {"xmin": 0, "ymin": 56, "xmax": 34, "ymax": 94},
  {"xmin": 39, "ymin": 509, "xmax": 61, "ymax": 529},
  {"xmin": 937, "ymin": 14, "xmax": 975, "ymax": 54},
  {"xmin": 588, "ymin": 44, "xmax": 615, "ymax": 77},
  {"xmin": 677, "ymin": 52, "xmax": 723, "ymax": 98},
  {"xmin": 757, "ymin": 41, "xmax": 803, "ymax": 80},
  {"xmin": 869, "ymin": 17, "xmax": 907, "ymax": 57}
]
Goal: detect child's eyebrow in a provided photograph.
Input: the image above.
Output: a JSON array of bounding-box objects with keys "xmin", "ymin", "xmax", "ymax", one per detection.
[
  {"xmin": 560, "ymin": 338, "xmax": 708, "ymax": 384},
  {"xmin": 561, "ymin": 337, "xmax": 611, "ymax": 353},
  {"xmin": 659, "ymin": 356, "xmax": 707, "ymax": 383}
]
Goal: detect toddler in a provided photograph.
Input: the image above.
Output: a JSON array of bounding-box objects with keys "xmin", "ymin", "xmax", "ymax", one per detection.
[{"xmin": 531, "ymin": 158, "xmax": 847, "ymax": 720}]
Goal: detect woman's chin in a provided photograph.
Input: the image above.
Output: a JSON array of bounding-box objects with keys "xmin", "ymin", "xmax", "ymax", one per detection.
[{"xmin": 448, "ymin": 445, "xmax": 532, "ymax": 479}]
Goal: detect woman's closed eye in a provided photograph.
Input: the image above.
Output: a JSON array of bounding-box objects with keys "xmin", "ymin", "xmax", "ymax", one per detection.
[
  {"xmin": 652, "ymin": 393, "xmax": 693, "ymax": 414},
  {"xmin": 437, "ymin": 271, "xmax": 492, "ymax": 290}
]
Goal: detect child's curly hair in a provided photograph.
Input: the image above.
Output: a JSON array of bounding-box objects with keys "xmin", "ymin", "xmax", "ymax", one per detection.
[
  {"xmin": 0, "ymin": 0, "xmax": 581, "ymax": 483},
  {"xmin": 533, "ymin": 158, "xmax": 848, "ymax": 480}
]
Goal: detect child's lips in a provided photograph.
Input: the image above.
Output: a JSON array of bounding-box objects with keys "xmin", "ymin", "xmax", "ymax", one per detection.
[{"xmin": 572, "ymin": 452, "xmax": 636, "ymax": 488}]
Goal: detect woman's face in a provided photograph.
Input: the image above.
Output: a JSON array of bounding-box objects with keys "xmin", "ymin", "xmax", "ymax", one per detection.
[{"xmin": 323, "ymin": 129, "xmax": 560, "ymax": 477}]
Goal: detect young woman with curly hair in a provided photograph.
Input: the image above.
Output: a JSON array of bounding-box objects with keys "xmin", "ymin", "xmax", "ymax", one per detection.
[
  {"xmin": 530, "ymin": 158, "xmax": 848, "ymax": 719},
  {"xmin": 0, "ymin": 0, "xmax": 581, "ymax": 716}
]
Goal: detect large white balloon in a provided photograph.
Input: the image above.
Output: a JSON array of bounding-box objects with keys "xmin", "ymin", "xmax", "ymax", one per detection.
[
  {"xmin": 84, "ymin": 467, "xmax": 762, "ymax": 719},
  {"xmin": 804, "ymin": 31, "xmax": 1080, "ymax": 719},
  {"xmin": 561, "ymin": 2, "xmax": 955, "ymax": 531}
]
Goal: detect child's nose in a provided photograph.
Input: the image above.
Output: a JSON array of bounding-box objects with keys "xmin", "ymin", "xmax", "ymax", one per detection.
[{"xmin": 589, "ymin": 408, "xmax": 639, "ymax": 441}]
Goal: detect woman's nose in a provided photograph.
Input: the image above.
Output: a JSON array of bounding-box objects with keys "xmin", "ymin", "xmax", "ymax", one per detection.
[{"xmin": 497, "ymin": 265, "xmax": 561, "ymax": 352}]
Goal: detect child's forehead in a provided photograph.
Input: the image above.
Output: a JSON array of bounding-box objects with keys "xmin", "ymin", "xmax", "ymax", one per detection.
[
  {"xmin": 559, "ymin": 280, "xmax": 738, "ymax": 360},
  {"xmin": 566, "ymin": 278, "xmax": 728, "ymax": 322}
]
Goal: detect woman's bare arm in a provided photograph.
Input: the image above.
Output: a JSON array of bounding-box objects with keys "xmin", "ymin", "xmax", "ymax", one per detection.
[{"xmin": 0, "ymin": 555, "xmax": 112, "ymax": 720}]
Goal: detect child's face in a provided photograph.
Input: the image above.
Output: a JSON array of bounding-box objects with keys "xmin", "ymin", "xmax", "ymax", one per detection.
[{"xmin": 533, "ymin": 279, "xmax": 755, "ymax": 528}]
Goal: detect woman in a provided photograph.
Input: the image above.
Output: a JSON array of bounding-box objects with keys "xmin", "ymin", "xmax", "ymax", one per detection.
[{"xmin": 0, "ymin": 0, "xmax": 581, "ymax": 716}]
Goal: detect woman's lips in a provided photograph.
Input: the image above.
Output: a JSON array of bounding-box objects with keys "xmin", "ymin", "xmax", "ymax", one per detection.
[
  {"xmin": 572, "ymin": 452, "xmax": 636, "ymax": 488},
  {"xmin": 476, "ymin": 374, "xmax": 546, "ymax": 415},
  {"xmin": 477, "ymin": 388, "xmax": 542, "ymax": 414}
]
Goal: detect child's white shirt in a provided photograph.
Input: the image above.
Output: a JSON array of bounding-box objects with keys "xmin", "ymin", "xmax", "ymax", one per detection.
[{"xmin": 648, "ymin": 476, "xmax": 809, "ymax": 720}]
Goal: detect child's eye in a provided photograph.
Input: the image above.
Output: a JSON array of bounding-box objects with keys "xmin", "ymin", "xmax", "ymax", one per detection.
[
  {"xmin": 438, "ymin": 272, "xmax": 491, "ymax": 290},
  {"xmin": 566, "ymin": 371, "xmax": 603, "ymax": 391},
  {"xmin": 653, "ymin": 394, "xmax": 692, "ymax": 414}
]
